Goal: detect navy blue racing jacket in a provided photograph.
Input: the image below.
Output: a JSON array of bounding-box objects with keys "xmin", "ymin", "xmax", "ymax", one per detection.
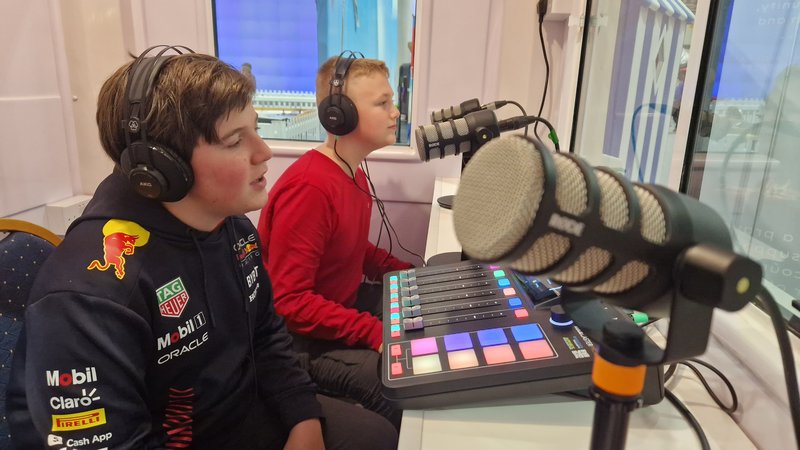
[{"xmin": 6, "ymin": 170, "xmax": 322, "ymax": 449}]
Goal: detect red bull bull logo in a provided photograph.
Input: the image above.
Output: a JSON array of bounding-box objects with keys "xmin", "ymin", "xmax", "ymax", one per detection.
[{"xmin": 87, "ymin": 220, "xmax": 150, "ymax": 280}]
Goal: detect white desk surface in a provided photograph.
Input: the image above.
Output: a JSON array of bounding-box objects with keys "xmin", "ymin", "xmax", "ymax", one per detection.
[{"xmin": 398, "ymin": 177, "xmax": 756, "ymax": 450}]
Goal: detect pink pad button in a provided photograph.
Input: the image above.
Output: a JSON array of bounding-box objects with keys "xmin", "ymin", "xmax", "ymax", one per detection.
[
  {"xmin": 482, "ymin": 344, "xmax": 516, "ymax": 364},
  {"xmin": 391, "ymin": 362, "xmax": 403, "ymax": 376}
]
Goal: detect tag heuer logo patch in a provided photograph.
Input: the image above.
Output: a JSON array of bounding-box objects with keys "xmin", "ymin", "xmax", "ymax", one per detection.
[{"xmin": 156, "ymin": 277, "xmax": 190, "ymax": 318}]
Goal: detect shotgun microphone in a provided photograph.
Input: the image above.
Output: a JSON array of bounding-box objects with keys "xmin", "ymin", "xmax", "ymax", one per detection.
[
  {"xmin": 430, "ymin": 99, "xmax": 510, "ymax": 123},
  {"xmin": 415, "ymin": 111, "xmax": 543, "ymax": 162}
]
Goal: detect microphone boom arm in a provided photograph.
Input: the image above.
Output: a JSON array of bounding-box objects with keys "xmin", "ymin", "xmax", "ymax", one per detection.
[{"xmin": 562, "ymin": 243, "xmax": 761, "ymax": 450}]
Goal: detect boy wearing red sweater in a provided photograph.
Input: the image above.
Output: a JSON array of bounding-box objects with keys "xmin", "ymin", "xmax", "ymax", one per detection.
[{"xmin": 257, "ymin": 54, "xmax": 412, "ymax": 428}]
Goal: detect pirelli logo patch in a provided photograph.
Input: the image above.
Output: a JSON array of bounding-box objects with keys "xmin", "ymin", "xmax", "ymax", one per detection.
[{"xmin": 51, "ymin": 408, "xmax": 107, "ymax": 431}]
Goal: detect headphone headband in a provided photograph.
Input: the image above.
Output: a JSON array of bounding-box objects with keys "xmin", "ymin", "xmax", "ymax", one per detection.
[
  {"xmin": 119, "ymin": 44, "xmax": 196, "ymax": 202},
  {"xmin": 123, "ymin": 45, "xmax": 194, "ymax": 145}
]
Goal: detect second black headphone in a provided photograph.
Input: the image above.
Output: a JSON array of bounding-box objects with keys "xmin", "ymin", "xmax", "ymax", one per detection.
[
  {"xmin": 318, "ymin": 51, "xmax": 364, "ymax": 136},
  {"xmin": 119, "ymin": 45, "xmax": 195, "ymax": 202}
]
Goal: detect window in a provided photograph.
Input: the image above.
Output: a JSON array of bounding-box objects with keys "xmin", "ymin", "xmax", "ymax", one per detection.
[
  {"xmin": 212, "ymin": 0, "xmax": 415, "ymax": 144},
  {"xmin": 574, "ymin": 0, "xmax": 698, "ymax": 184},
  {"xmin": 684, "ymin": 0, "xmax": 800, "ymax": 321}
]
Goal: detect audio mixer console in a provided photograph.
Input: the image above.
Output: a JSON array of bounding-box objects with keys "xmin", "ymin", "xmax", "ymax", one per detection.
[{"xmin": 381, "ymin": 260, "xmax": 647, "ymax": 409}]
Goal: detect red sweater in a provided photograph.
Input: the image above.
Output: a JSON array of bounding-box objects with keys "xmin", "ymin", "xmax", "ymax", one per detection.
[{"xmin": 258, "ymin": 150, "xmax": 412, "ymax": 350}]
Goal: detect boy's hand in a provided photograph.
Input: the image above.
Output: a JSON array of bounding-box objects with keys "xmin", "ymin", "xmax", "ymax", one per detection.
[{"xmin": 283, "ymin": 418, "xmax": 324, "ymax": 450}]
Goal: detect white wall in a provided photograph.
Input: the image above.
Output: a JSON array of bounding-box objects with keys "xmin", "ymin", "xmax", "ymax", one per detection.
[
  {"xmin": 0, "ymin": 0, "xmax": 79, "ymax": 224},
  {"xmin": 1, "ymin": 0, "xmax": 580, "ymax": 263}
]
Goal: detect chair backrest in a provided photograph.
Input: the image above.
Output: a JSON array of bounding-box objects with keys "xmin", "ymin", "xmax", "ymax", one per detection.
[{"xmin": 0, "ymin": 220, "xmax": 61, "ymax": 448}]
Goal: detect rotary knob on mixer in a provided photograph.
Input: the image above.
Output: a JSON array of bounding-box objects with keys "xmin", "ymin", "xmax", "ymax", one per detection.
[{"xmin": 549, "ymin": 304, "xmax": 574, "ymax": 328}]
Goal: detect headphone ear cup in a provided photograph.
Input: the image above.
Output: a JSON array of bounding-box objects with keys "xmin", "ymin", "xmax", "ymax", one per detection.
[
  {"xmin": 319, "ymin": 94, "xmax": 359, "ymax": 136},
  {"xmin": 120, "ymin": 142, "xmax": 194, "ymax": 202}
]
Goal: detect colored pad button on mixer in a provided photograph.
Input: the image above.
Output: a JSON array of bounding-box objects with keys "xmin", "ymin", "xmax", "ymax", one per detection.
[
  {"xmin": 391, "ymin": 362, "xmax": 403, "ymax": 376},
  {"xmin": 390, "ymin": 344, "xmax": 402, "ymax": 357},
  {"xmin": 514, "ymin": 309, "xmax": 529, "ymax": 319},
  {"xmin": 508, "ymin": 297, "xmax": 523, "ymax": 308},
  {"xmin": 410, "ymin": 337, "xmax": 438, "ymax": 356},
  {"xmin": 477, "ymin": 328, "xmax": 507, "ymax": 346},
  {"xmin": 493, "ymin": 270, "xmax": 506, "ymax": 278},
  {"xmin": 448, "ymin": 349, "xmax": 479, "ymax": 369},
  {"xmin": 497, "ymin": 278, "xmax": 511, "ymax": 287},
  {"xmin": 519, "ymin": 340, "xmax": 554, "ymax": 359},
  {"xmin": 443, "ymin": 332, "xmax": 473, "ymax": 351},
  {"xmin": 390, "ymin": 275, "xmax": 398, "ymax": 282},
  {"xmin": 511, "ymin": 324, "xmax": 544, "ymax": 342},
  {"xmin": 483, "ymin": 344, "xmax": 516, "ymax": 364},
  {"xmin": 412, "ymin": 354, "xmax": 442, "ymax": 374},
  {"xmin": 503, "ymin": 288, "xmax": 516, "ymax": 296}
]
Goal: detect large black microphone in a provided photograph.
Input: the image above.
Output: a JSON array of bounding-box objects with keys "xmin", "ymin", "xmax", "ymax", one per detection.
[
  {"xmin": 452, "ymin": 134, "xmax": 761, "ymax": 318},
  {"xmin": 415, "ymin": 110, "xmax": 541, "ymax": 162},
  {"xmin": 430, "ymin": 98, "xmax": 509, "ymax": 123}
]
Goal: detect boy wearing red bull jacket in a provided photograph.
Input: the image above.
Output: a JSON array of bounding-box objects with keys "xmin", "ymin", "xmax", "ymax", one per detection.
[{"xmin": 6, "ymin": 46, "xmax": 397, "ymax": 450}]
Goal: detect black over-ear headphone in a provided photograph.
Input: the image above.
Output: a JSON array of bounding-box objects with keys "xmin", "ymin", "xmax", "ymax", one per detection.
[
  {"xmin": 318, "ymin": 51, "xmax": 364, "ymax": 136},
  {"xmin": 119, "ymin": 45, "xmax": 196, "ymax": 202}
]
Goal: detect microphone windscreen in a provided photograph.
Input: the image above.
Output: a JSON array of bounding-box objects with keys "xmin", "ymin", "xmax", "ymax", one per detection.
[
  {"xmin": 453, "ymin": 135, "xmax": 546, "ymax": 261},
  {"xmin": 453, "ymin": 135, "xmax": 670, "ymax": 298},
  {"xmin": 414, "ymin": 125, "xmax": 429, "ymax": 160}
]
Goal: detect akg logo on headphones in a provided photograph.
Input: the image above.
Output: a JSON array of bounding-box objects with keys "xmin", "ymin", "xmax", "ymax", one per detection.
[{"xmin": 127, "ymin": 118, "xmax": 140, "ymax": 133}]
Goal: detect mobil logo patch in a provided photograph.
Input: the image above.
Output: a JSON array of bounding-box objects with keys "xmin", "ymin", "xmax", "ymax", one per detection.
[
  {"xmin": 46, "ymin": 367, "xmax": 98, "ymax": 387},
  {"xmin": 157, "ymin": 277, "xmax": 190, "ymax": 318}
]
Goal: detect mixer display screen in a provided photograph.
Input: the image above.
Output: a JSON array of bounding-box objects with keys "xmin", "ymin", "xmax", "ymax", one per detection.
[{"xmin": 380, "ymin": 260, "xmax": 628, "ymax": 408}]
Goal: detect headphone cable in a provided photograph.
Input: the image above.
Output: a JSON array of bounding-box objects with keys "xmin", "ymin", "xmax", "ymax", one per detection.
[
  {"xmin": 361, "ymin": 159, "xmax": 426, "ymax": 267},
  {"xmin": 332, "ymin": 140, "xmax": 424, "ymax": 272}
]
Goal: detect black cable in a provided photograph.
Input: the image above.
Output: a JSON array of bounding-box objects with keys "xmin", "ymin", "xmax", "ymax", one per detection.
[
  {"xmin": 756, "ymin": 288, "xmax": 800, "ymax": 450},
  {"xmin": 506, "ymin": 100, "xmax": 529, "ymax": 136},
  {"xmin": 665, "ymin": 363, "xmax": 678, "ymax": 382},
  {"xmin": 362, "ymin": 159, "xmax": 426, "ymax": 267},
  {"xmin": 332, "ymin": 139, "xmax": 395, "ymax": 270},
  {"xmin": 665, "ymin": 388, "xmax": 711, "ymax": 450},
  {"xmin": 682, "ymin": 359, "xmax": 738, "ymax": 414},
  {"xmin": 534, "ymin": 0, "xmax": 550, "ymax": 143},
  {"xmin": 665, "ymin": 358, "xmax": 739, "ymax": 415},
  {"xmin": 332, "ymin": 139, "xmax": 426, "ymax": 268},
  {"xmin": 569, "ymin": 0, "xmax": 592, "ymax": 154},
  {"xmin": 361, "ymin": 160, "xmax": 394, "ymax": 267}
]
